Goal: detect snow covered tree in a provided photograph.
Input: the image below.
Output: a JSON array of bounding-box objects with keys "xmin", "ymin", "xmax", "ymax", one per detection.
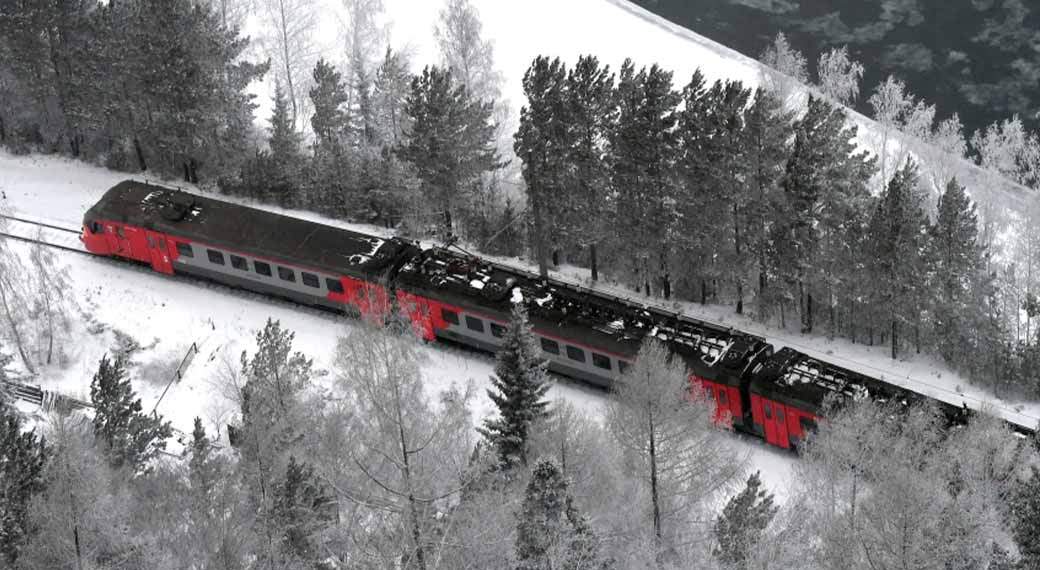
[
  {"xmin": 868, "ymin": 76, "xmax": 914, "ymax": 188},
  {"xmin": 256, "ymin": 0, "xmax": 318, "ymax": 131},
  {"xmin": 479, "ymin": 303, "xmax": 551, "ymax": 469},
  {"xmin": 399, "ymin": 65, "xmax": 500, "ymax": 240},
  {"xmin": 971, "ymin": 115, "xmax": 1040, "ymax": 188},
  {"xmin": 868, "ymin": 160, "xmax": 929, "ymax": 359},
  {"xmin": 333, "ymin": 322, "xmax": 475, "ymax": 570},
  {"xmin": 1014, "ymin": 466, "xmax": 1040, "ymax": 569},
  {"xmin": 928, "ymin": 177, "xmax": 985, "ymax": 363},
  {"xmin": 0, "ymin": 391, "xmax": 47, "ymax": 564},
  {"xmin": 342, "ymin": 0, "xmax": 386, "ymax": 146},
  {"xmin": 815, "ymin": 46, "xmax": 864, "ymax": 106},
  {"xmin": 608, "ymin": 339, "xmax": 743, "ymax": 549},
  {"xmin": 713, "ymin": 471, "xmax": 778, "ymax": 569},
  {"xmin": 775, "ymin": 95, "xmax": 875, "ymax": 334},
  {"xmin": 268, "ymin": 82, "xmax": 304, "ymax": 207},
  {"xmin": 609, "ymin": 60, "xmax": 681, "ymax": 297},
  {"xmin": 273, "ymin": 455, "xmax": 336, "ymax": 563},
  {"xmin": 758, "ymin": 32, "xmax": 808, "ymax": 110},
  {"xmin": 372, "ymin": 47, "xmax": 413, "ymax": 148},
  {"xmin": 0, "ymin": 217, "xmax": 33, "ymax": 374},
  {"xmin": 89, "ymin": 353, "xmax": 172, "ymax": 472},
  {"xmin": 28, "ymin": 231, "xmax": 73, "ymax": 366},
  {"xmin": 515, "ymin": 459, "xmax": 602, "ymax": 570},
  {"xmin": 434, "ymin": 0, "xmax": 502, "ymax": 106},
  {"xmin": 309, "ymin": 58, "xmax": 350, "ymax": 156},
  {"xmin": 515, "ymin": 55, "xmax": 571, "ymax": 277}
]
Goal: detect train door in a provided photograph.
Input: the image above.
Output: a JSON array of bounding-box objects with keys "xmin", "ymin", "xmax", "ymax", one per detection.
[
  {"xmin": 762, "ymin": 400, "xmax": 791, "ymax": 449},
  {"xmin": 121, "ymin": 226, "xmax": 150, "ymax": 262},
  {"xmin": 144, "ymin": 230, "xmax": 173, "ymax": 274}
]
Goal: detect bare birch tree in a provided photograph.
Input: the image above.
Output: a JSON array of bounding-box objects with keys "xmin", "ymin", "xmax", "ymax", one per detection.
[
  {"xmin": 971, "ymin": 115, "xmax": 1040, "ymax": 187},
  {"xmin": 868, "ymin": 76, "xmax": 914, "ymax": 188},
  {"xmin": 922, "ymin": 114, "xmax": 968, "ymax": 196},
  {"xmin": 434, "ymin": 0, "xmax": 502, "ymax": 106},
  {"xmin": 0, "ymin": 215, "xmax": 33, "ymax": 374},
  {"xmin": 607, "ymin": 339, "xmax": 745, "ymax": 554},
  {"xmin": 257, "ymin": 0, "xmax": 319, "ymax": 131},
  {"xmin": 28, "ymin": 230, "xmax": 73, "ymax": 367},
  {"xmin": 330, "ymin": 322, "xmax": 475, "ymax": 569},
  {"xmin": 815, "ymin": 46, "xmax": 864, "ymax": 106},
  {"xmin": 759, "ymin": 32, "xmax": 809, "ymax": 111}
]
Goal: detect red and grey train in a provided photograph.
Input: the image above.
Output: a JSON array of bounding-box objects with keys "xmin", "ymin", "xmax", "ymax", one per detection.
[{"xmin": 80, "ymin": 180, "xmax": 1030, "ymax": 449}]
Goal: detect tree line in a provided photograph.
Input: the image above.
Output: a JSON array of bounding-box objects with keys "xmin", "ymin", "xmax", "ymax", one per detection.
[{"xmin": 4, "ymin": 307, "xmax": 1040, "ymax": 569}]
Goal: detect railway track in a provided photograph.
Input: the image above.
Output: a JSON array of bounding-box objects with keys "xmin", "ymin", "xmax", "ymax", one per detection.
[{"xmin": 0, "ymin": 213, "xmax": 87, "ymax": 254}]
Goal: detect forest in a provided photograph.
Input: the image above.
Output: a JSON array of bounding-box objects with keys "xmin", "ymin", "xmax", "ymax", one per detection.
[{"xmin": 2, "ymin": 0, "xmax": 1040, "ymax": 567}]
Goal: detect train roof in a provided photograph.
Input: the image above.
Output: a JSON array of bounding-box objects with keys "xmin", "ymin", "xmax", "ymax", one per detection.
[
  {"xmin": 749, "ymin": 347, "xmax": 971, "ymax": 421},
  {"xmin": 86, "ymin": 181, "xmax": 410, "ymax": 276},
  {"xmin": 396, "ymin": 247, "xmax": 767, "ymax": 373}
]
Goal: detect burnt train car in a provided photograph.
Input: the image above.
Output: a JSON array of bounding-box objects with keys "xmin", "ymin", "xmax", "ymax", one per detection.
[
  {"xmin": 80, "ymin": 180, "xmax": 418, "ymax": 320},
  {"xmin": 79, "ymin": 181, "xmax": 1033, "ymax": 450}
]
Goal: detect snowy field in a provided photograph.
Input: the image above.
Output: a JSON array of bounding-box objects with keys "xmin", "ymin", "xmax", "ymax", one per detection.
[{"xmin": 0, "ymin": 150, "xmax": 798, "ymax": 497}]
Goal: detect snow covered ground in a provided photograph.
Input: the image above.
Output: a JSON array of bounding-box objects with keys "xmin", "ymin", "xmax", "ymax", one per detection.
[{"xmin": 0, "ymin": 150, "xmax": 798, "ymax": 497}]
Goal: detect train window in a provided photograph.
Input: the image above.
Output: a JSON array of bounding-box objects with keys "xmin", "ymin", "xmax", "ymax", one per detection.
[
  {"xmin": 618, "ymin": 361, "xmax": 629, "ymax": 374},
  {"xmin": 146, "ymin": 236, "xmax": 155, "ymax": 248},
  {"xmin": 465, "ymin": 316, "xmax": 484, "ymax": 333},
  {"xmin": 764, "ymin": 402, "xmax": 772, "ymax": 420},
  {"xmin": 566, "ymin": 345, "xmax": 586, "ymax": 363},
  {"xmin": 442, "ymin": 309, "xmax": 459, "ymax": 325},
  {"xmin": 301, "ymin": 272, "xmax": 320, "ymax": 288},
  {"xmin": 278, "ymin": 266, "xmax": 296, "ymax": 282},
  {"xmin": 592, "ymin": 353, "xmax": 611, "ymax": 370},
  {"xmin": 207, "ymin": 249, "xmax": 225, "ymax": 265},
  {"xmin": 254, "ymin": 261, "xmax": 272, "ymax": 276},
  {"xmin": 490, "ymin": 323, "xmax": 506, "ymax": 338},
  {"xmin": 176, "ymin": 243, "xmax": 194, "ymax": 258},
  {"xmin": 540, "ymin": 338, "xmax": 559, "ymax": 355},
  {"xmin": 326, "ymin": 278, "xmax": 344, "ymax": 293},
  {"xmin": 230, "ymin": 255, "xmax": 248, "ymax": 271},
  {"xmin": 90, "ymin": 221, "xmax": 102, "ymax": 233}
]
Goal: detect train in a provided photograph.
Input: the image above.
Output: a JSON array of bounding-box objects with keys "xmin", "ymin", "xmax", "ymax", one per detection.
[{"xmin": 79, "ymin": 180, "xmax": 1034, "ymax": 449}]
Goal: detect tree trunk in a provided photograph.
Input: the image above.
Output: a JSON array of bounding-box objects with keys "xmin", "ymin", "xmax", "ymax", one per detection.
[
  {"xmin": 0, "ymin": 278, "xmax": 35, "ymax": 374},
  {"xmin": 551, "ymin": 249, "xmax": 559, "ymax": 268},
  {"xmin": 701, "ymin": 278, "xmax": 708, "ymax": 305},
  {"xmin": 891, "ymin": 318, "xmax": 898, "ymax": 360},
  {"xmin": 0, "ymin": 114, "xmax": 6, "ymax": 142},
  {"xmin": 647, "ymin": 401, "xmax": 661, "ymax": 542},
  {"xmin": 736, "ymin": 282, "xmax": 743, "ymax": 315},
  {"xmin": 133, "ymin": 137, "xmax": 147, "ymax": 171},
  {"xmin": 590, "ymin": 243, "xmax": 598, "ymax": 282},
  {"xmin": 532, "ymin": 190, "xmax": 549, "ymax": 278},
  {"xmin": 663, "ymin": 272, "xmax": 671, "ymax": 300},
  {"xmin": 443, "ymin": 208, "xmax": 453, "ymax": 241}
]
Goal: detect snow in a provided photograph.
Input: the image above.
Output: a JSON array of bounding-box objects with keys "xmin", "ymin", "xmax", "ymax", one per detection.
[
  {"xmin": 510, "ymin": 287, "xmax": 523, "ymax": 304},
  {"xmin": 469, "ymin": 278, "xmax": 485, "ymax": 290},
  {"xmin": 0, "ymin": 150, "xmax": 798, "ymax": 498}
]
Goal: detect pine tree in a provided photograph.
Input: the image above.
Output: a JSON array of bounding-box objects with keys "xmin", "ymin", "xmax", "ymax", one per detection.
[
  {"xmin": 268, "ymin": 81, "xmax": 303, "ymax": 207},
  {"xmin": 309, "ymin": 58, "xmax": 349, "ymax": 156},
  {"xmin": 868, "ymin": 160, "xmax": 929, "ymax": 359},
  {"xmin": 479, "ymin": 304, "xmax": 551, "ymax": 469},
  {"xmin": 187, "ymin": 417, "xmax": 217, "ymax": 499},
  {"xmin": 928, "ymin": 177, "xmax": 984, "ymax": 363},
  {"xmin": 776, "ymin": 94, "xmax": 874, "ymax": 334},
  {"xmin": 564, "ymin": 55, "xmax": 615, "ymax": 281},
  {"xmin": 742, "ymin": 88, "xmax": 793, "ymax": 321},
  {"xmin": 713, "ymin": 471, "xmax": 778, "ymax": 569},
  {"xmin": 1012, "ymin": 466, "xmax": 1040, "ymax": 569},
  {"xmin": 0, "ymin": 391, "xmax": 47, "ymax": 564},
  {"xmin": 399, "ymin": 65, "xmax": 499, "ymax": 240},
  {"xmin": 515, "ymin": 459, "xmax": 601, "ymax": 570},
  {"xmin": 89, "ymin": 354, "xmax": 172, "ymax": 472},
  {"xmin": 609, "ymin": 60, "xmax": 680, "ymax": 297},
  {"xmin": 273, "ymin": 455, "xmax": 335, "ymax": 562},
  {"xmin": 514, "ymin": 55, "xmax": 571, "ymax": 277}
]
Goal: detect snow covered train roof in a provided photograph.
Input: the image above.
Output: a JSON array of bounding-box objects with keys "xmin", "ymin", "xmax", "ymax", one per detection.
[
  {"xmin": 397, "ymin": 247, "xmax": 766, "ymax": 370},
  {"xmin": 86, "ymin": 181, "xmax": 409, "ymax": 276}
]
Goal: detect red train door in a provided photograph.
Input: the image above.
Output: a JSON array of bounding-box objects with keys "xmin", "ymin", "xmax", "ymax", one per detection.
[
  {"xmin": 145, "ymin": 230, "xmax": 173, "ymax": 274},
  {"xmin": 762, "ymin": 400, "xmax": 791, "ymax": 449}
]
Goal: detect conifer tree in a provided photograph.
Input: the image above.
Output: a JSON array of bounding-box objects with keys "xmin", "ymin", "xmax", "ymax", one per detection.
[
  {"xmin": 309, "ymin": 58, "xmax": 349, "ymax": 156},
  {"xmin": 1012, "ymin": 466, "xmax": 1040, "ymax": 569},
  {"xmin": 268, "ymin": 81, "xmax": 303, "ymax": 207},
  {"xmin": 0, "ymin": 388, "xmax": 47, "ymax": 564},
  {"xmin": 610, "ymin": 60, "xmax": 680, "ymax": 297},
  {"xmin": 564, "ymin": 55, "xmax": 615, "ymax": 281},
  {"xmin": 868, "ymin": 160, "xmax": 929, "ymax": 359},
  {"xmin": 713, "ymin": 471, "xmax": 778, "ymax": 569},
  {"xmin": 515, "ymin": 459, "xmax": 601, "ymax": 570},
  {"xmin": 89, "ymin": 353, "xmax": 172, "ymax": 472},
  {"xmin": 515, "ymin": 55, "xmax": 570, "ymax": 277},
  {"xmin": 273, "ymin": 455, "xmax": 335, "ymax": 562},
  {"xmin": 776, "ymin": 94, "xmax": 874, "ymax": 334},
  {"xmin": 928, "ymin": 177, "xmax": 984, "ymax": 362},
  {"xmin": 479, "ymin": 304, "xmax": 551, "ymax": 469},
  {"xmin": 188, "ymin": 416, "xmax": 217, "ymax": 498},
  {"xmin": 399, "ymin": 65, "xmax": 499, "ymax": 240}
]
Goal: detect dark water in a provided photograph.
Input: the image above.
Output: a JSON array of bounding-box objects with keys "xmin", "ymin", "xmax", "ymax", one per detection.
[{"xmin": 633, "ymin": 0, "xmax": 1040, "ymax": 135}]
